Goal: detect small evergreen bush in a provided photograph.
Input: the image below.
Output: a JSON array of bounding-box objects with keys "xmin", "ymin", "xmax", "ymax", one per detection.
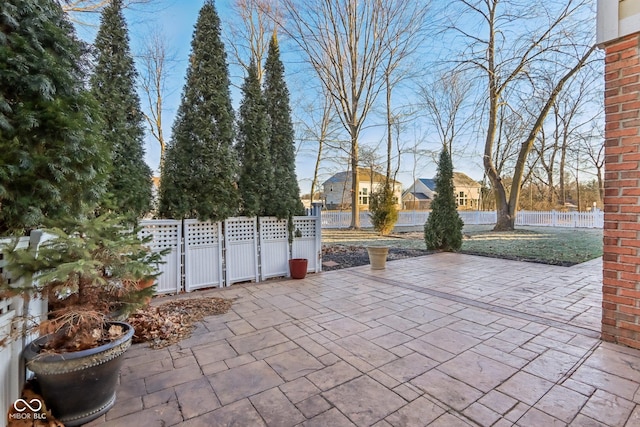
[
  {"xmin": 369, "ymin": 183, "xmax": 398, "ymax": 235},
  {"xmin": 424, "ymin": 147, "xmax": 464, "ymax": 251}
]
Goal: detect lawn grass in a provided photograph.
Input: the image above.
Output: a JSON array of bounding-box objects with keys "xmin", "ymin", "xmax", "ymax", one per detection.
[{"xmin": 322, "ymin": 225, "xmax": 603, "ymax": 265}]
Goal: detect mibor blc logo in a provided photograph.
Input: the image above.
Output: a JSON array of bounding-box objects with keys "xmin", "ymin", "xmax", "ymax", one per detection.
[{"xmin": 9, "ymin": 398, "xmax": 47, "ymax": 421}]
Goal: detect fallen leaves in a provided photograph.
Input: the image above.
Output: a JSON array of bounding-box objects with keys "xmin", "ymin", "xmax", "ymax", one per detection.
[{"xmin": 127, "ymin": 297, "xmax": 232, "ymax": 349}]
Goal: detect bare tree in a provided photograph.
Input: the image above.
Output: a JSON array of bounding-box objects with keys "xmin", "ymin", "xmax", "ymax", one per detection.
[
  {"xmin": 60, "ymin": 0, "xmax": 155, "ymax": 25},
  {"xmin": 137, "ymin": 29, "xmax": 176, "ymax": 172},
  {"xmin": 225, "ymin": 0, "xmax": 280, "ymax": 82},
  {"xmin": 419, "ymin": 69, "xmax": 474, "ymax": 158},
  {"xmin": 447, "ymin": 0, "xmax": 596, "ymax": 230},
  {"xmin": 280, "ymin": 0, "xmax": 425, "ymax": 228}
]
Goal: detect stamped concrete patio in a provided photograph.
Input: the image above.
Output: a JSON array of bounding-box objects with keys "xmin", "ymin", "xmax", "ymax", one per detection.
[{"xmin": 86, "ymin": 253, "xmax": 640, "ymax": 426}]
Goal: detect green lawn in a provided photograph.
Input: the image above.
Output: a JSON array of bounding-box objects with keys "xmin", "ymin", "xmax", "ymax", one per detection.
[{"xmin": 322, "ymin": 225, "xmax": 603, "ymax": 265}]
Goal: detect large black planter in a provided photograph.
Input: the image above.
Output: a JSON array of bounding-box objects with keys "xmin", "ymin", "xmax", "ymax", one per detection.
[{"xmin": 23, "ymin": 321, "xmax": 134, "ymax": 426}]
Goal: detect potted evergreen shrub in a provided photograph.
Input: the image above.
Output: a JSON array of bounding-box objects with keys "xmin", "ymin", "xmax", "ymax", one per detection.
[
  {"xmin": 366, "ymin": 182, "xmax": 398, "ymax": 269},
  {"xmin": 288, "ymin": 226, "xmax": 308, "ymax": 279},
  {"xmin": 1, "ymin": 214, "xmax": 163, "ymax": 426}
]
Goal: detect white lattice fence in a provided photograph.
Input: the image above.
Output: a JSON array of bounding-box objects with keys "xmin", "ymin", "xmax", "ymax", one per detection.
[
  {"xmin": 139, "ymin": 220, "xmax": 182, "ymax": 294},
  {"xmin": 0, "ymin": 233, "xmax": 47, "ymax": 425},
  {"xmin": 225, "ymin": 217, "xmax": 259, "ymax": 285},
  {"xmin": 259, "ymin": 218, "xmax": 289, "ymax": 280},
  {"xmin": 293, "ymin": 216, "xmax": 322, "ymax": 273},
  {"xmin": 184, "ymin": 220, "xmax": 223, "ymax": 291}
]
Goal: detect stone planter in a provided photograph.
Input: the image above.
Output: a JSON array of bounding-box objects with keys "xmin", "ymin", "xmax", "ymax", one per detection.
[
  {"xmin": 366, "ymin": 246, "xmax": 389, "ymax": 270},
  {"xmin": 23, "ymin": 321, "xmax": 134, "ymax": 426}
]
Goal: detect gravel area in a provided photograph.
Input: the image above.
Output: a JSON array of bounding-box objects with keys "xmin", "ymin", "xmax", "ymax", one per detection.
[{"xmin": 322, "ymin": 245, "xmax": 433, "ymax": 271}]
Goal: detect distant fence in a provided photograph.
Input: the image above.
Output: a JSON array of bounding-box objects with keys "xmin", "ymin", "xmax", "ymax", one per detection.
[
  {"xmin": 321, "ymin": 209, "xmax": 604, "ymax": 229},
  {"xmin": 140, "ymin": 214, "xmax": 322, "ymax": 294}
]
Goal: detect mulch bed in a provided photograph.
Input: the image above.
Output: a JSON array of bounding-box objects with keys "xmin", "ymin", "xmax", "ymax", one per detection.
[{"xmin": 322, "ymin": 245, "xmax": 434, "ymax": 271}]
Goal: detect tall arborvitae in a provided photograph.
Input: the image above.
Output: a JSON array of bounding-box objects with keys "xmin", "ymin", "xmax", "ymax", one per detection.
[
  {"xmin": 237, "ymin": 61, "xmax": 273, "ymax": 217},
  {"xmin": 0, "ymin": 0, "xmax": 108, "ymax": 234},
  {"xmin": 263, "ymin": 33, "xmax": 304, "ymax": 219},
  {"xmin": 424, "ymin": 147, "xmax": 464, "ymax": 251},
  {"xmin": 159, "ymin": 0, "xmax": 238, "ymax": 220},
  {"xmin": 91, "ymin": 0, "xmax": 152, "ymax": 219}
]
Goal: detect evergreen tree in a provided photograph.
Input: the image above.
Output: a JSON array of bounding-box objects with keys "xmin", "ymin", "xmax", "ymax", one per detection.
[
  {"xmin": 369, "ymin": 183, "xmax": 399, "ymax": 236},
  {"xmin": 91, "ymin": 0, "xmax": 152, "ymax": 220},
  {"xmin": 263, "ymin": 33, "xmax": 304, "ymax": 219},
  {"xmin": 424, "ymin": 147, "xmax": 464, "ymax": 251},
  {"xmin": 237, "ymin": 61, "xmax": 273, "ymax": 217},
  {"xmin": 159, "ymin": 0, "xmax": 238, "ymax": 220},
  {"xmin": 0, "ymin": 0, "xmax": 108, "ymax": 234}
]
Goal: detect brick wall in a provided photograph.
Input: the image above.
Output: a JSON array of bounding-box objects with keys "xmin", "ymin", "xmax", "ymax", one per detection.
[{"xmin": 602, "ymin": 32, "xmax": 640, "ymax": 348}]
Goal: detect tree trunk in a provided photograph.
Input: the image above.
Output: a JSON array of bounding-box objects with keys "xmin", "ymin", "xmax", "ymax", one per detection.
[{"xmin": 350, "ymin": 132, "xmax": 360, "ymax": 229}]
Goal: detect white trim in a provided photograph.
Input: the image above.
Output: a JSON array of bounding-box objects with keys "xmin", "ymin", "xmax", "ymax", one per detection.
[{"xmin": 597, "ymin": 0, "xmax": 620, "ymax": 46}]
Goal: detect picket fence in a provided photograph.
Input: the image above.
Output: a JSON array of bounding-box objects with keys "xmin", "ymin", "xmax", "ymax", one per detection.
[
  {"xmin": 321, "ymin": 209, "xmax": 604, "ymax": 229},
  {"xmin": 0, "ymin": 233, "xmax": 48, "ymax": 427},
  {"xmin": 139, "ymin": 215, "xmax": 322, "ymax": 294}
]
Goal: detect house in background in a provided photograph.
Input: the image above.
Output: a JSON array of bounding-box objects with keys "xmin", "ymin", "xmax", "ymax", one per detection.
[
  {"xmin": 322, "ymin": 168, "xmax": 402, "ymax": 210},
  {"xmin": 402, "ymin": 172, "xmax": 482, "ymax": 210}
]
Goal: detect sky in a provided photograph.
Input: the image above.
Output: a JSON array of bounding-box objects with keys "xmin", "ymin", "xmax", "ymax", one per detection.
[{"xmin": 70, "ymin": 0, "xmax": 596, "ymax": 197}]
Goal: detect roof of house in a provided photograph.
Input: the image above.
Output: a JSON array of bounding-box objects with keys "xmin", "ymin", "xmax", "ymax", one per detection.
[
  {"xmin": 322, "ymin": 168, "xmax": 401, "ymax": 187},
  {"xmin": 418, "ymin": 173, "xmax": 479, "ymax": 191}
]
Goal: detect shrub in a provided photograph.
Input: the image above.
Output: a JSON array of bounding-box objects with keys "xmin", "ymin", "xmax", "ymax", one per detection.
[{"xmin": 369, "ymin": 183, "xmax": 398, "ymax": 235}]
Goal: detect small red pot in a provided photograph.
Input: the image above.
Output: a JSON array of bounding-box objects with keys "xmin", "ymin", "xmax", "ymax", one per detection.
[{"xmin": 289, "ymin": 258, "xmax": 308, "ymax": 279}]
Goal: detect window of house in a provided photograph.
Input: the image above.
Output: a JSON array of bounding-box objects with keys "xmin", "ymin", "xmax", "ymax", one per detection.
[
  {"xmin": 359, "ymin": 187, "xmax": 369, "ymax": 205},
  {"xmin": 457, "ymin": 191, "xmax": 467, "ymax": 206}
]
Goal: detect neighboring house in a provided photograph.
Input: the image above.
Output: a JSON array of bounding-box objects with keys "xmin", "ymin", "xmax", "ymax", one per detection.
[
  {"xmin": 403, "ymin": 172, "xmax": 482, "ymax": 210},
  {"xmin": 322, "ymin": 168, "xmax": 402, "ymax": 210}
]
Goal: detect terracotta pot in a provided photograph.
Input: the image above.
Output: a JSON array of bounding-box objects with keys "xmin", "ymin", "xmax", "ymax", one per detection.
[
  {"xmin": 23, "ymin": 321, "xmax": 134, "ymax": 426},
  {"xmin": 366, "ymin": 246, "xmax": 389, "ymax": 270},
  {"xmin": 289, "ymin": 258, "xmax": 308, "ymax": 279}
]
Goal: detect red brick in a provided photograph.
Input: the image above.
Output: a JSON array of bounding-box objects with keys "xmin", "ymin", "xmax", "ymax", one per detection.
[
  {"xmin": 621, "ymin": 205, "xmax": 640, "ymax": 213},
  {"xmin": 603, "ymin": 253, "xmax": 619, "ymax": 263},
  {"xmin": 622, "ymin": 152, "xmax": 640, "ymax": 161},
  {"xmin": 621, "ymin": 271, "xmax": 640, "ymax": 282},
  {"xmin": 605, "ymin": 213, "xmax": 637, "ymax": 222},
  {"xmin": 619, "ymin": 135, "xmax": 640, "ymax": 145},
  {"xmin": 607, "ymin": 162, "xmax": 640, "ymax": 171},
  {"xmin": 621, "ymin": 187, "xmax": 640, "ymax": 196},
  {"xmin": 607, "ymin": 58, "xmax": 640, "ymax": 73},
  {"xmin": 620, "ymin": 322, "xmax": 640, "ymax": 334},
  {"xmin": 606, "ymin": 93, "xmax": 640, "ymax": 107},
  {"xmin": 607, "ymin": 104, "xmax": 621, "ymax": 114},
  {"xmin": 604, "ymin": 196, "xmax": 638, "ymax": 205},
  {"xmin": 622, "ymin": 84, "xmax": 640, "ymax": 94},
  {"xmin": 619, "ymin": 288, "xmax": 640, "ymax": 298},
  {"xmin": 603, "ymin": 276, "xmax": 637, "ymax": 288},
  {"xmin": 621, "ymin": 64, "xmax": 640, "ymax": 78},
  {"xmin": 621, "ymin": 100, "xmax": 640, "ymax": 112},
  {"xmin": 619, "ymin": 305, "xmax": 640, "ymax": 316},
  {"xmin": 606, "ymin": 35, "xmax": 640, "ymax": 54}
]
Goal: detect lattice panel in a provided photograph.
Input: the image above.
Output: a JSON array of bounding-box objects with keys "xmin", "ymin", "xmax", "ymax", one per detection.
[
  {"xmin": 260, "ymin": 218, "xmax": 287, "ymax": 241},
  {"xmin": 293, "ymin": 218, "xmax": 316, "ymax": 238},
  {"xmin": 225, "ymin": 219, "xmax": 256, "ymax": 243},
  {"xmin": 140, "ymin": 223, "xmax": 180, "ymax": 250},
  {"xmin": 186, "ymin": 222, "xmax": 219, "ymax": 246},
  {"xmin": 0, "ymin": 297, "xmax": 11, "ymax": 316}
]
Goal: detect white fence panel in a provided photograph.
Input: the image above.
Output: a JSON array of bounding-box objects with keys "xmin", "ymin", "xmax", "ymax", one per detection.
[
  {"xmin": 184, "ymin": 220, "xmax": 223, "ymax": 291},
  {"xmin": 225, "ymin": 217, "xmax": 259, "ymax": 285},
  {"xmin": 0, "ymin": 234, "xmax": 47, "ymax": 426},
  {"xmin": 139, "ymin": 220, "xmax": 182, "ymax": 294},
  {"xmin": 293, "ymin": 216, "xmax": 321, "ymax": 273},
  {"xmin": 259, "ymin": 218, "xmax": 289, "ymax": 280},
  {"xmin": 322, "ymin": 209, "xmax": 601, "ymax": 229}
]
